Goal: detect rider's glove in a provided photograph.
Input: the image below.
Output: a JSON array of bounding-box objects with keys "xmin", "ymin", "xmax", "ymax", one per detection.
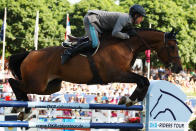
[
  {"xmin": 127, "ymin": 29, "xmax": 137, "ymax": 37},
  {"xmin": 124, "ymin": 33, "xmax": 130, "ymax": 39}
]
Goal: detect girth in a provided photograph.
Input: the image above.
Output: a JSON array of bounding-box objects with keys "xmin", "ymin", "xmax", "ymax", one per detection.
[{"xmin": 87, "ymin": 56, "xmax": 105, "ymax": 85}]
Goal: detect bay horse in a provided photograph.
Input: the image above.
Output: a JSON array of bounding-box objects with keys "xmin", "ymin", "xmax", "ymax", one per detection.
[{"xmin": 8, "ymin": 28, "xmax": 182, "ymax": 120}]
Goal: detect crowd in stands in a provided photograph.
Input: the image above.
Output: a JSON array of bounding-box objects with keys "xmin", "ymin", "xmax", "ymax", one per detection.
[
  {"xmin": 0, "ymin": 66, "xmax": 195, "ymax": 122},
  {"xmin": 149, "ymin": 67, "xmax": 196, "ymax": 95}
]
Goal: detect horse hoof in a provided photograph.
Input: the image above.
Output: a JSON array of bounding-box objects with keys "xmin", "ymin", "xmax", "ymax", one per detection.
[
  {"xmin": 118, "ymin": 96, "xmax": 137, "ymax": 107},
  {"xmin": 118, "ymin": 96, "xmax": 127, "ymax": 105},
  {"xmin": 118, "ymin": 96, "xmax": 131, "ymax": 105},
  {"xmin": 23, "ymin": 110, "xmax": 33, "ymax": 121},
  {"xmin": 125, "ymin": 101, "xmax": 136, "ymax": 107},
  {"xmin": 17, "ymin": 112, "xmax": 24, "ymax": 121}
]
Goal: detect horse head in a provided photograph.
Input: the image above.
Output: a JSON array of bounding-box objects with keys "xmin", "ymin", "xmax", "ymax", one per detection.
[
  {"xmin": 156, "ymin": 28, "xmax": 182, "ymax": 73},
  {"xmin": 126, "ymin": 28, "xmax": 182, "ymax": 74}
]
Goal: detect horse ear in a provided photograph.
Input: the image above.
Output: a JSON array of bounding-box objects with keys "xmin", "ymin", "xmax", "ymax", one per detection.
[{"xmin": 166, "ymin": 28, "xmax": 177, "ymax": 40}]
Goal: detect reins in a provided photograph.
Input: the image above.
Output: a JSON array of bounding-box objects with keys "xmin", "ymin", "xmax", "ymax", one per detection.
[{"xmin": 134, "ymin": 33, "xmax": 151, "ymax": 50}]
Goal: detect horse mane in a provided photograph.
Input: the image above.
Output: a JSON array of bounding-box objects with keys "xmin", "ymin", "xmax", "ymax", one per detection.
[{"xmin": 134, "ymin": 28, "xmax": 163, "ymax": 32}]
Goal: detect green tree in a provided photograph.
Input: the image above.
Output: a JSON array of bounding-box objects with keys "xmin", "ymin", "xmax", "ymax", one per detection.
[
  {"xmin": 181, "ymin": 4, "xmax": 196, "ymax": 68},
  {"xmin": 0, "ymin": 0, "xmax": 70, "ymax": 54}
]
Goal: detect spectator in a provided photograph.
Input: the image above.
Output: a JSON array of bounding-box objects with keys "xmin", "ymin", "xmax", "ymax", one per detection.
[
  {"xmin": 94, "ymin": 93, "xmax": 102, "ymax": 103},
  {"xmin": 101, "ymin": 93, "xmax": 108, "ymax": 102},
  {"xmin": 111, "ymin": 111, "xmax": 117, "ymax": 117},
  {"xmin": 68, "ymin": 96, "xmax": 75, "ymax": 103},
  {"xmin": 63, "ymin": 109, "xmax": 72, "ymax": 116}
]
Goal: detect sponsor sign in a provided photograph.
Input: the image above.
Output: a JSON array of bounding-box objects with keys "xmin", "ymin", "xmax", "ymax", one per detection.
[{"xmin": 149, "ymin": 121, "xmax": 188, "ymax": 130}]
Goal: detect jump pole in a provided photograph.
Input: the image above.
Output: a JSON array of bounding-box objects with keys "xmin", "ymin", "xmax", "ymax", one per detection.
[
  {"xmin": 0, "ymin": 101, "xmax": 143, "ymax": 111},
  {"xmin": 0, "ymin": 121, "xmax": 143, "ymax": 129}
]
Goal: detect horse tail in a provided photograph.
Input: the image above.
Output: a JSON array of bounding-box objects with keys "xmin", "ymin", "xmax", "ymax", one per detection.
[{"xmin": 8, "ymin": 52, "xmax": 30, "ymax": 80}]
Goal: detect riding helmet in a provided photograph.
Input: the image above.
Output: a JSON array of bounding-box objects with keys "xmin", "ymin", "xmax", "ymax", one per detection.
[{"xmin": 129, "ymin": 4, "xmax": 146, "ymax": 17}]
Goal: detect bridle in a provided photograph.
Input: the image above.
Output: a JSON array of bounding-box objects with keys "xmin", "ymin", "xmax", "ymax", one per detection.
[
  {"xmin": 135, "ymin": 31, "xmax": 180, "ymax": 68},
  {"xmin": 160, "ymin": 32, "xmax": 181, "ymax": 68}
]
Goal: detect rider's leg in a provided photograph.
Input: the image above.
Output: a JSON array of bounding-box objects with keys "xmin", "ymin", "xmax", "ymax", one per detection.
[
  {"xmin": 61, "ymin": 41, "xmax": 92, "ymax": 64},
  {"xmin": 87, "ymin": 23, "xmax": 100, "ymax": 48},
  {"xmin": 61, "ymin": 20, "xmax": 100, "ymax": 64}
]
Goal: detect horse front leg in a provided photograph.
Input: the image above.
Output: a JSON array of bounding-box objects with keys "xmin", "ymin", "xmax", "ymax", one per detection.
[{"xmin": 116, "ymin": 71, "xmax": 150, "ymax": 107}]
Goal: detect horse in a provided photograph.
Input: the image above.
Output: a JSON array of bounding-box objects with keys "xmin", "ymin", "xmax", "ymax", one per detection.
[{"xmin": 8, "ymin": 28, "xmax": 182, "ymax": 120}]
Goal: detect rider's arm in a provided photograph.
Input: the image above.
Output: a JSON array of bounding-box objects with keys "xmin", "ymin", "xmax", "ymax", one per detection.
[{"xmin": 112, "ymin": 15, "xmax": 131, "ymax": 39}]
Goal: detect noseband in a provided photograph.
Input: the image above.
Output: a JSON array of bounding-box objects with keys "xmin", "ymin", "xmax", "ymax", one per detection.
[{"xmin": 162, "ymin": 33, "xmax": 181, "ymax": 67}]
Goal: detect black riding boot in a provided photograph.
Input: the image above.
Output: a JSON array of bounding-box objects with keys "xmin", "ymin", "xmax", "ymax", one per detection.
[{"xmin": 61, "ymin": 41, "xmax": 92, "ymax": 64}]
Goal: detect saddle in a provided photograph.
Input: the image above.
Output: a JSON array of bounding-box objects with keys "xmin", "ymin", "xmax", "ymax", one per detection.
[
  {"xmin": 62, "ymin": 35, "xmax": 97, "ymax": 56},
  {"xmin": 62, "ymin": 35, "xmax": 89, "ymax": 47}
]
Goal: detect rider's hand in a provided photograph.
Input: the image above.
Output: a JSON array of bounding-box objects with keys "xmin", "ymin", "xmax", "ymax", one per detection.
[
  {"xmin": 127, "ymin": 29, "xmax": 137, "ymax": 37},
  {"xmin": 124, "ymin": 34, "xmax": 130, "ymax": 39}
]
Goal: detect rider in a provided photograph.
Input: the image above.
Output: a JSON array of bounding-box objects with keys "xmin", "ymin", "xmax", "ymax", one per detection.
[{"xmin": 61, "ymin": 4, "xmax": 146, "ymax": 64}]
